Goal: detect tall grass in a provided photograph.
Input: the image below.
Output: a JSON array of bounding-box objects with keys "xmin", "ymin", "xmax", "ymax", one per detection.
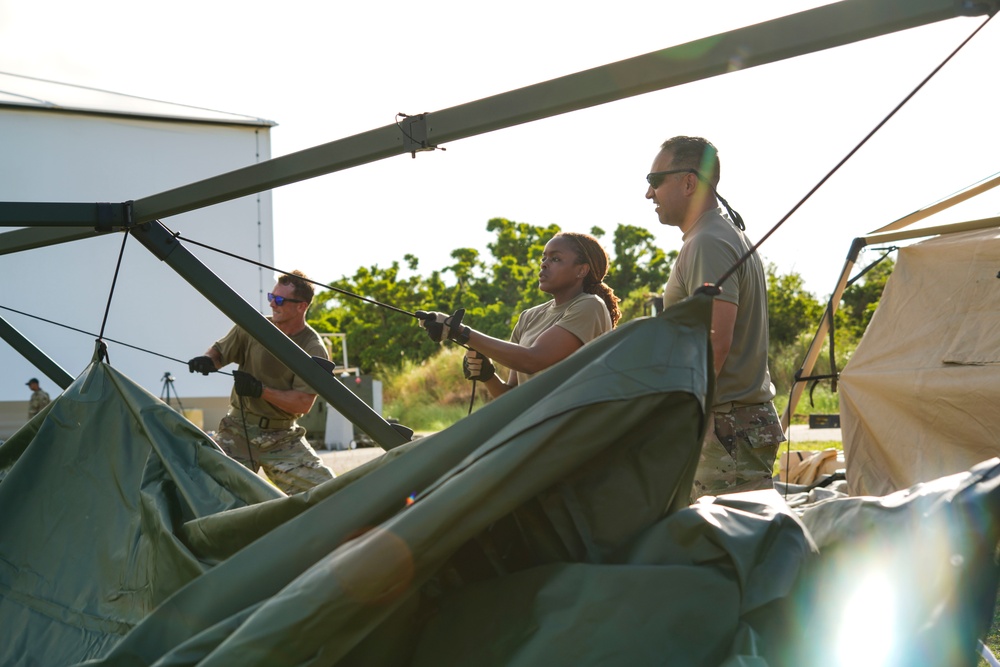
[
  {"xmin": 770, "ymin": 330, "xmax": 853, "ymax": 423},
  {"xmin": 382, "ymin": 334, "xmax": 851, "ymax": 432},
  {"xmin": 382, "ymin": 345, "xmax": 491, "ymax": 432}
]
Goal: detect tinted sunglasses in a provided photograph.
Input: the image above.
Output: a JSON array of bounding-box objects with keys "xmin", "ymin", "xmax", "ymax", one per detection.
[
  {"xmin": 645, "ymin": 168, "xmax": 745, "ymax": 231},
  {"xmin": 267, "ymin": 292, "xmax": 306, "ymax": 306},
  {"xmin": 645, "ymin": 168, "xmax": 698, "ymax": 189}
]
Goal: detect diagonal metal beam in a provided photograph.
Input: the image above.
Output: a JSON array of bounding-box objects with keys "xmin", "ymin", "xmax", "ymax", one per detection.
[
  {"xmin": 0, "ymin": 315, "xmax": 75, "ymax": 390},
  {"xmin": 0, "ymin": 226, "xmax": 108, "ymax": 256},
  {"xmin": 871, "ymin": 173, "xmax": 1000, "ymax": 233},
  {"xmin": 127, "ymin": 0, "xmax": 994, "ymax": 223},
  {"xmin": 129, "ymin": 220, "xmax": 410, "ymax": 450}
]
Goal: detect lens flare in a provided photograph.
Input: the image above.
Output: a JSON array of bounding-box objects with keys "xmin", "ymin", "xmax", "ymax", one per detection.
[{"xmin": 835, "ymin": 572, "xmax": 897, "ymax": 666}]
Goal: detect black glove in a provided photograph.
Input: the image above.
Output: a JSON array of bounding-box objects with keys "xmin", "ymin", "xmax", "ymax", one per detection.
[
  {"xmin": 188, "ymin": 356, "xmax": 216, "ymax": 375},
  {"xmin": 415, "ymin": 308, "xmax": 471, "ymax": 344},
  {"xmin": 463, "ymin": 349, "xmax": 496, "ymax": 382},
  {"xmin": 233, "ymin": 370, "xmax": 263, "ymax": 398}
]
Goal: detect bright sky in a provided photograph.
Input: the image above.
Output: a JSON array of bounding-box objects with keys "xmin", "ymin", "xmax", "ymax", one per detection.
[{"xmin": 2, "ymin": 0, "xmax": 999, "ymax": 299}]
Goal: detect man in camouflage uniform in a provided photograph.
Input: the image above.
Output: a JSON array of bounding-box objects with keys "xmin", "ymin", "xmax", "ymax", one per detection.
[
  {"xmin": 188, "ymin": 270, "xmax": 335, "ymax": 494},
  {"xmin": 646, "ymin": 136, "xmax": 785, "ymax": 499},
  {"xmin": 26, "ymin": 378, "xmax": 50, "ymax": 419}
]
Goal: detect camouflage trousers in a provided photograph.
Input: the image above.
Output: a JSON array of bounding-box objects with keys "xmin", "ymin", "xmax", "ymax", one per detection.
[
  {"xmin": 691, "ymin": 401, "xmax": 786, "ymax": 501},
  {"xmin": 214, "ymin": 413, "xmax": 334, "ymax": 495}
]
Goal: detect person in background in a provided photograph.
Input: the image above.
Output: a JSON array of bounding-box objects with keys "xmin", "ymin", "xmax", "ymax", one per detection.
[
  {"xmin": 188, "ymin": 270, "xmax": 335, "ymax": 494},
  {"xmin": 26, "ymin": 378, "xmax": 50, "ymax": 419},
  {"xmin": 418, "ymin": 231, "xmax": 620, "ymax": 398},
  {"xmin": 646, "ymin": 135, "xmax": 785, "ymax": 498}
]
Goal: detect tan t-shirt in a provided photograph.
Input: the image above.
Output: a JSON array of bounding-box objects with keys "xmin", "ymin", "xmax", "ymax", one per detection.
[
  {"xmin": 213, "ymin": 321, "xmax": 329, "ymax": 420},
  {"xmin": 509, "ymin": 292, "xmax": 612, "ymax": 387},
  {"xmin": 663, "ymin": 207, "xmax": 774, "ymax": 407}
]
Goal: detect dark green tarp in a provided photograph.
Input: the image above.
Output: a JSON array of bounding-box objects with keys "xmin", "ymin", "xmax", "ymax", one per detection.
[
  {"xmin": 3, "ymin": 293, "xmax": 999, "ymax": 666},
  {"xmin": 0, "ymin": 354, "xmax": 282, "ymax": 667},
  {"xmin": 76, "ymin": 293, "xmax": 713, "ymax": 666}
]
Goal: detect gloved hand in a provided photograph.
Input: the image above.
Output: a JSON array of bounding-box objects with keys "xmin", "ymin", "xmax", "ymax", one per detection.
[
  {"xmin": 463, "ymin": 349, "xmax": 496, "ymax": 382},
  {"xmin": 415, "ymin": 308, "xmax": 471, "ymax": 344},
  {"xmin": 233, "ymin": 370, "xmax": 263, "ymax": 398},
  {"xmin": 188, "ymin": 356, "xmax": 216, "ymax": 375}
]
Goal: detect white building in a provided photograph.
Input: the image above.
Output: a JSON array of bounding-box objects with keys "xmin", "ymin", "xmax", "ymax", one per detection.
[{"xmin": 0, "ymin": 72, "xmax": 276, "ymax": 436}]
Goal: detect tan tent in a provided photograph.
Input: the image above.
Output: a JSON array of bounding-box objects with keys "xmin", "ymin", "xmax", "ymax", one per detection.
[
  {"xmin": 785, "ymin": 172, "xmax": 1000, "ymax": 495},
  {"xmin": 840, "ymin": 224, "xmax": 1000, "ymax": 495}
]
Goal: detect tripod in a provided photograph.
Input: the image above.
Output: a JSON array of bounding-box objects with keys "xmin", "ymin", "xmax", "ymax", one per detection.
[{"xmin": 160, "ymin": 372, "xmax": 186, "ymax": 412}]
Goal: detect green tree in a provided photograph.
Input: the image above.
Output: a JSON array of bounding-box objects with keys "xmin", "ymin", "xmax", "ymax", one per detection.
[
  {"xmin": 447, "ymin": 218, "xmax": 560, "ymax": 338},
  {"xmin": 604, "ymin": 224, "xmax": 674, "ymax": 298},
  {"xmin": 600, "ymin": 223, "xmax": 677, "ymax": 320},
  {"xmin": 838, "ymin": 254, "xmax": 895, "ymax": 339},
  {"xmin": 765, "ymin": 262, "xmax": 823, "ymax": 349},
  {"xmin": 310, "ymin": 256, "xmax": 446, "ymax": 373},
  {"xmin": 308, "ymin": 217, "xmax": 686, "ymax": 375}
]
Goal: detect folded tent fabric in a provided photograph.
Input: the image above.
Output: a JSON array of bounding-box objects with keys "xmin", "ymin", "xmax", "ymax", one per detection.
[
  {"xmin": 5, "ymin": 287, "xmax": 999, "ymax": 667},
  {"xmin": 0, "ymin": 358, "xmax": 281, "ymax": 667},
  {"xmin": 80, "ymin": 293, "xmax": 715, "ymax": 666}
]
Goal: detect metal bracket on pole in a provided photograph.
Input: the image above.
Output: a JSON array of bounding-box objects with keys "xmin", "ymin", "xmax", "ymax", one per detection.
[
  {"xmin": 129, "ymin": 220, "xmax": 410, "ymax": 450},
  {"xmin": 398, "ymin": 113, "xmax": 441, "ymax": 158}
]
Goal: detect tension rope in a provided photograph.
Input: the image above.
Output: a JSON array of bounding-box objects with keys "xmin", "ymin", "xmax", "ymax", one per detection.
[
  {"xmin": 0, "ymin": 303, "xmax": 217, "ymax": 370},
  {"xmin": 171, "ymin": 230, "xmax": 420, "ymax": 318},
  {"xmin": 168, "ymin": 228, "xmax": 483, "ymax": 411},
  {"xmin": 713, "ymin": 11, "xmax": 995, "ymax": 485},
  {"xmin": 712, "ymin": 12, "xmax": 995, "ymax": 293}
]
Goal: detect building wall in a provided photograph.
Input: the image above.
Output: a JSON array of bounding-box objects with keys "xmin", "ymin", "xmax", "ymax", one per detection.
[
  {"xmin": 0, "ymin": 107, "xmax": 273, "ymax": 402},
  {"xmin": 0, "ymin": 395, "xmax": 232, "ymax": 441}
]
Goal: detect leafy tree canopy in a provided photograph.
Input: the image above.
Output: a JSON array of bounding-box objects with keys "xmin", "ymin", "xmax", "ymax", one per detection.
[
  {"xmin": 310, "ymin": 218, "xmax": 676, "ymax": 373},
  {"xmin": 308, "ymin": 217, "xmax": 889, "ymax": 378}
]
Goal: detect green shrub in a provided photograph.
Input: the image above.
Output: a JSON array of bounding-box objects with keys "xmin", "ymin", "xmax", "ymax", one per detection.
[{"xmin": 382, "ymin": 345, "xmax": 490, "ymax": 432}]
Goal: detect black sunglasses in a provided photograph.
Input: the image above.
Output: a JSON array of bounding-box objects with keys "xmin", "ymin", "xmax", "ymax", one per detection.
[
  {"xmin": 645, "ymin": 168, "xmax": 746, "ymax": 231},
  {"xmin": 645, "ymin": 168, "xmax": 698, "ymax": 189},
  {"xmin": 267, "ymin": 292, "xmax": 306, "ymax": 306}
]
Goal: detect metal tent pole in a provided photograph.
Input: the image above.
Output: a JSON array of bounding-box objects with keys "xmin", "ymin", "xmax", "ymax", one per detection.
[
  {"xmin": 116, "ymin": 0, "xmax": 992, "ymax": 222},
  {"xmin": 129, "ymin": 220, "xmax": 410, "ymax": 450},
  {"xmin": 0, "ymin": 315, "xmax": 75, "ymax": 390}
]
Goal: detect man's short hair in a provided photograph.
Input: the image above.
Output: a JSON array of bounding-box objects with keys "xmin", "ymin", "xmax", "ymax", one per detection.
[
  {"xmin": 278, "ymin": 270, "xmax": 315, "ymax": 303},
  {"xmin": 660, "ymin": 136, "xmax": 721, "ymax": 187}
]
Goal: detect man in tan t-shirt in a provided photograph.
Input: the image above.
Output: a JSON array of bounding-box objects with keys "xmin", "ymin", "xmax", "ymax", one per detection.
[
  {"xmin": 646, "ymin": 135, "xmax": 785, "ymax": 498},
  {"xmin": 188, "ymin": 270, "xmax": 334, "ymax": 494}
]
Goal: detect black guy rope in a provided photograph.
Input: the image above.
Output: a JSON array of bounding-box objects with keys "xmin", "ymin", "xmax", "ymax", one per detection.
[
  {"xmin": 92, "ymin": 229, "xmax": 131, "ymax": 363},
  {"xmin": 712, "ymin": 12, "xmax": 995, "ymax": 293},
  {"xmin": 0, "ymin": 303, "xmax": 233, "ymax": 376}
]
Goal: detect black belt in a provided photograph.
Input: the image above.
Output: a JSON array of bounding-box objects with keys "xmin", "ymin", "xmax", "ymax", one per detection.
[{"xmin": 230, "ymin": 409, "xmax": 296, "ymax": 429}]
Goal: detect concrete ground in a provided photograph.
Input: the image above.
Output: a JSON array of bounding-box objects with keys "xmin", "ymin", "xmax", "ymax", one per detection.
[
  {"xmin": 317, "ymin": 446, "xmax": 385, "ymax": 476},
  {"xmin": 312, "ymin": 424, "xmax": 843, "ymax": 478}
]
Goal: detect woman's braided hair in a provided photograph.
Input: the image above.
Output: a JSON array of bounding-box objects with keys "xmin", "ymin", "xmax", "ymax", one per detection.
[{"xmin": 555, "ymin": 232, "xmax": 621, "ymax": 327}]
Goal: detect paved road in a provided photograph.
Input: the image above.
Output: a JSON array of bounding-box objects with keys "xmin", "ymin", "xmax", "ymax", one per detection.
[
  {"xmin": 317, "ymin": 447, "xmax": 385, "ymax": 476},
  {"xmin": 788, "ymin": 424, "xmax": 841, "ymax": 443}
]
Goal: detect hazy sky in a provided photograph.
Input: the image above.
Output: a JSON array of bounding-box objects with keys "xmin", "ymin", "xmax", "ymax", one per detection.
[{"xmin": 2, "ymin": 0, "xmax": 999, "ymax": 299}]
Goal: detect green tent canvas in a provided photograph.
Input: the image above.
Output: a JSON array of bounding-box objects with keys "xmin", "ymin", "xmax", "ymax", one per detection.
[
  {"xmin": 4, "ymin": 293, "xmax": 1000, "ymax": 666},
  {"xmin": 0, "ymin": 350, "xmax": 283, "ymax": 666}
]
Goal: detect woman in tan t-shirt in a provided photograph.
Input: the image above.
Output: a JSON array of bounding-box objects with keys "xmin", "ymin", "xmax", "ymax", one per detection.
[{"xmin": 418, "ymin": 232, "xmax": 621, "ymax": 398}]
